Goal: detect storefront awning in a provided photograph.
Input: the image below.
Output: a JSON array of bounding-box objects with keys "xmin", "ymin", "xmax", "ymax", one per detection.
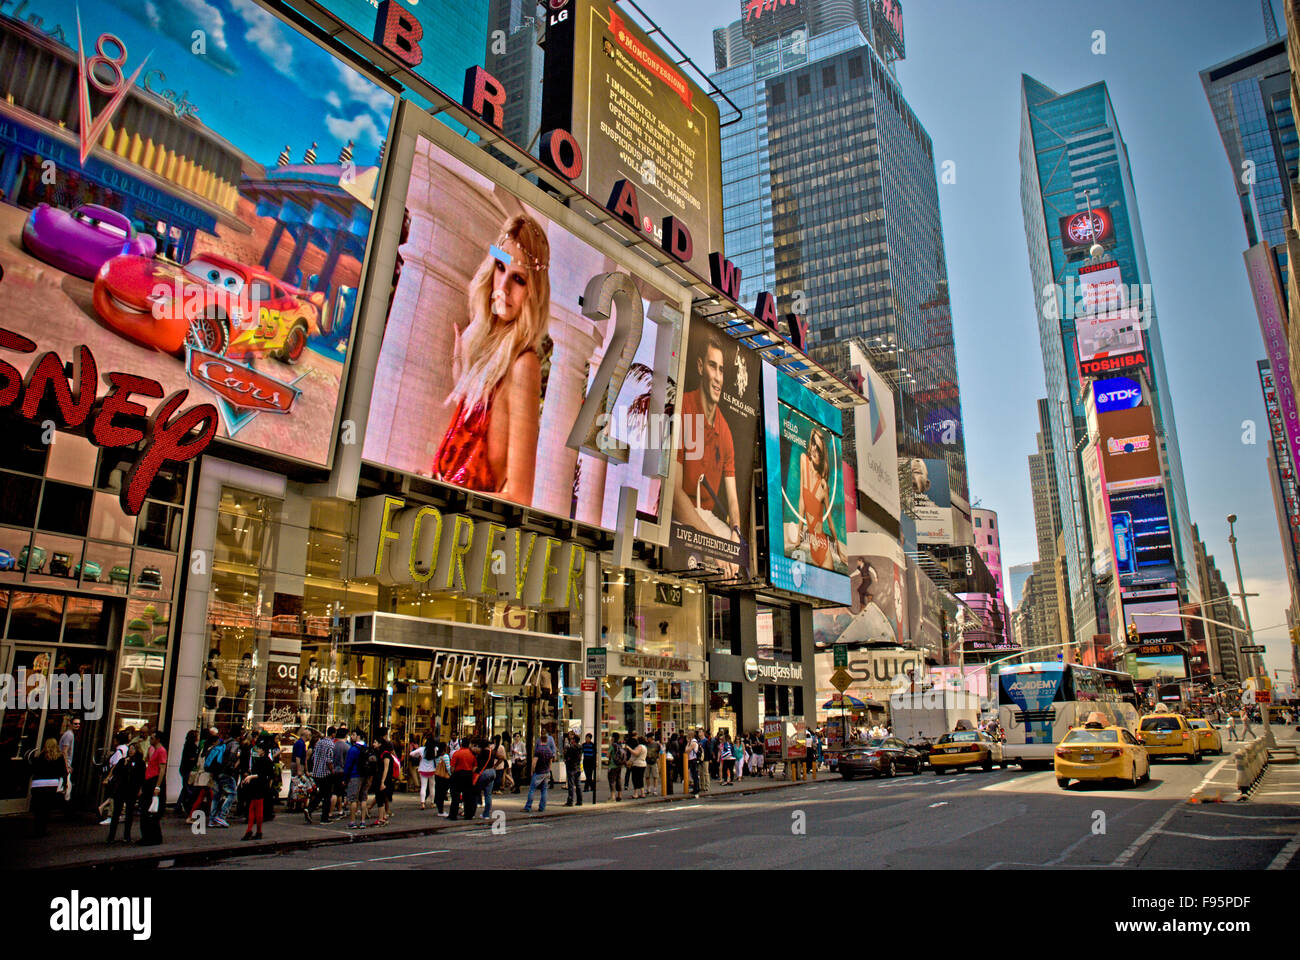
[{"xmin": 343, "ymin": 612, "xmax": 581, "ymax": 663}]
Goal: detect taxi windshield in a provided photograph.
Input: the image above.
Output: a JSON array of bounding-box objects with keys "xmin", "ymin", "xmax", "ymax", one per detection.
[
  {"xmin": 1063, "ymin": 729, "xmax": 1119, "ymax": 744},
  {"xmin": 937, "ymin": 732, "xmax": 978, "ymax": 744},
  {"xmin": 1141, "ymin": 717, "xmax": 1184, "ymax": 732}
]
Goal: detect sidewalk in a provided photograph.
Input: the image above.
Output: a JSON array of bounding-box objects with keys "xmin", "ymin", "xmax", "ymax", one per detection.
[{"xmin": 3, "ymin": 770, "xmax": 815, "ymax": 870}]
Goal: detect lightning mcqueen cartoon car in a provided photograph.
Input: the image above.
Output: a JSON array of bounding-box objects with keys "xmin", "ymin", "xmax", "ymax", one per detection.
[
  {"xmin": 22, "ymin": 203, "xmax": 157, "ymax": 280},
  {"xmin": 93, "ymin": 252, "xmax": 328, "ymax": 363}
]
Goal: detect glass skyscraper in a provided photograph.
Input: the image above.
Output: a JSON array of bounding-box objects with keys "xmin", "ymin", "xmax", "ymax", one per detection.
[
  {"xmin": 1020, "ymin": 76, "xmax": 1199, "ymax": 649},
  {"xmin": 710, "ymin": 0, "xmax": 972, "ymax": 517}
]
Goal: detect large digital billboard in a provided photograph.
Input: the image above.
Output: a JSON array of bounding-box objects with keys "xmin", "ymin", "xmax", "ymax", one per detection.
[
  {"xmin": 1076, "ymin": 260, "xmax": 1125, "ymax": 313},
  {"xmin": 848, "ymin": 343, "xmax": 900, "ymax": 520},
  {"xmin": 1098, "ymin": 405, "xmax": 1161, "ymax": 489},
  {"xmin": 541, "ymin": 0, "xmax": 723, "ymax": 281},
  {"xmin": 1059, "ymin": 208, "xmax": 1115, "ymax": 258},
  {"xmin": 900, "ymin": 457, "xmax": 954, "ymax": 545},
  {"xmin": 763, "ymin": 363, "xmax": 850, "ymax": 603},
  {"xmin": 1259, "ymin": 360, "xmax": 1300, "ymax": 570},
  {"xmin": 1076, "ymin": 307, "xmax": 1144, "ymax": 365},
  {"xmin": 1109, "ymin": 485, "xmax": 1176, "ymax": 593},
  {"xmin": 361, "ymin": 131, "xmax": 683, "ymax": 532},
  {"xmin": 667, "ymin": 314, "xmax": 760, "ymax": 576},
  {"xmin": 1122, "ymin": 596, "xmax": 1185, "ymax": 646},
  {"xmin": 1081, "ymin": 442, "xmax": 1113, "ymax": 578},
  {"xmin": 1131, "ymin": 649, "xmax": 1188, "ymax": 681},
  {"xmin": 810, "ymin": 531, "xmax": 906, "ymax": 647},
  {"xmin": 0, "ymin": 0, "xmax": 396, "ymax": 469}
]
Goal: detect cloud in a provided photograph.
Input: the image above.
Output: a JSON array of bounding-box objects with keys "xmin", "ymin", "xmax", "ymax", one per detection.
[
  {"xmin": 333, "ymin": 59, "xmax": 395, "ymax": 116},
  {"xmin": 324, "ymin": 113, "xmax": 385, "ymax": 151},
  {"xmin": 114, "ymin": 0, "xmax": 239, "ymax": 74},
  {"xmin": 229, "ymin": 0, "xmax": 297, "ymax": 79},
  {"xmin": 325, "ymin": 91, "xmax": 343, "ymax": 110}
]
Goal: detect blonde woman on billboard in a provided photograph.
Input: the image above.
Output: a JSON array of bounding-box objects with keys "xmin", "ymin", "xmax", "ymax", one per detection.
[
  {"xmin": 787, "ymin": 427, "xmax": 847, "ymax": 570},
  {"xmin": 433, "ymin": 214, "xmax": 550, "ymax": 504}
]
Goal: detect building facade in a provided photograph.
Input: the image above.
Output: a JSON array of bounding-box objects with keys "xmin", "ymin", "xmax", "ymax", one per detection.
[{"xmin": 1020, "ymin": 76, "xmax": 1200, "ymax": 661}]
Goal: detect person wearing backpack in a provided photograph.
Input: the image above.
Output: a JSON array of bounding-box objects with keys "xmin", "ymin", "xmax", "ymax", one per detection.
[
  {"xmin": 644, "ymin": 732, "xmax": 661, "ymax": 797},
  {"xmin": 209, "ymin": 736, "xmax": 239, "ymax": 828},
  {"xmin": 606, "ymin": 732, "xmax": 626, "ymax": 802}
]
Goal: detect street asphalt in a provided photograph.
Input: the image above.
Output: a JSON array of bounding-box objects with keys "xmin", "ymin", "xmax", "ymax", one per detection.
[{"xmin": 185, "ymin": 731, "xmax": 1300, "ymax": 871}]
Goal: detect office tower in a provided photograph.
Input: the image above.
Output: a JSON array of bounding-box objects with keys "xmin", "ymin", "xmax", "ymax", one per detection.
[
  {"xmin": 1202, "ymin": 27, "xmax": 1300, "ymax": 629},
  {"xmin": 710, "ymin": 0, "xmax": 974, "ymax": 540},
  {"xmin": 486, "ymin": 0, "xmax": 546, "ymax": 149},
  {"xmin": 972, "ymin": 507, "xmax": 1010, "ymax": 648},
  {"xmin": 1008, "ymin": 562, "xmax": 1033, "ymax": 610},
  {"xmin": 1020, "ymin": 76, "xmax": 1200, "ymax": 655},
  {"xmin": 1193, "ymin": 523, "xmax": 1248, "ymax": 684},
  {"xmin": 1028, "ymin": 398, "xmax": 1063, "ymax": 561}
]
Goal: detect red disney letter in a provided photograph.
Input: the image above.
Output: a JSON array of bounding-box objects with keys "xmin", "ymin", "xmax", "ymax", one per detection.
[{"xmin": 122, "ymin": 390, "xmax": 218, "ymax": 515}]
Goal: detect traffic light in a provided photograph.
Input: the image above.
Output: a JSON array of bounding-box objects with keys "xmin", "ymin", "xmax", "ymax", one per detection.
[
  {"xmin": 1127, "ymin": 622, "xmax": 1140, "ymax": 645},
  {"xmin": 1291, "ymin": 626, "xmax": 1300, "ymax": 646}
]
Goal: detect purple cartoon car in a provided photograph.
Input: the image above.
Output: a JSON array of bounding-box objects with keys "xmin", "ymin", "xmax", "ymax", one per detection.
[{"xmin": 21, "ymin": 203, "xmax": 157, "ymax": 280}]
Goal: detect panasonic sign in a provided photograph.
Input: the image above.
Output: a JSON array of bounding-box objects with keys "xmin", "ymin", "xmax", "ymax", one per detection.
[{"xmin": 1093, "ymin": 376, "xmax": 1142, "ymax": 413}]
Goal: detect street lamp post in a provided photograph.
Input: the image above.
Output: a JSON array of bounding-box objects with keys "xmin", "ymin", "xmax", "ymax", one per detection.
[{"xmin": 1226, "ymin": 515, "xmax": 1262, "ymax": 679}]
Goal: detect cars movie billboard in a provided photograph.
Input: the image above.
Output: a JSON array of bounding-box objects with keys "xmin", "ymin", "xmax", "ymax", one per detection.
[
  {"xmin": 361, "ymin": 128, "xmax": 683, "ymax": 532},
  {"xmin": 763, "ymin": 362, "xmax": 850, "ymax": 604},
  {"xmin": 541, "ymin": 0, "xmax": 723, "ymax": 281},
  {"xmin": 0, "ymin": 0, "xmax": 396, "ymax": 468},
  {"xmin": 667, "ymin": 313, "xmax": 759, "ymax": 577}
]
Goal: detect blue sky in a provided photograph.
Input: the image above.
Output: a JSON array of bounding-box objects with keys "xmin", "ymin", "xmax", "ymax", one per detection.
[
  {"xmin": 646, "ymin": 0, "xmax": 1296, "ymax": 678},
  {"xmin": 28, "ymin": 0, "xmax": 394, "ymax": 165}
]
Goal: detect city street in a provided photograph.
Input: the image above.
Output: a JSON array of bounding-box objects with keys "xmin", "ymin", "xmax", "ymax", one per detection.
[{"xmin": 188, "ymin": 745, "xmax": 1300, "ymax": 871}]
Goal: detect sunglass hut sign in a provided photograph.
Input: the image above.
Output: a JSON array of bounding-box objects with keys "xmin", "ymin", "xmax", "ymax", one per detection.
[{"xmin": 353, "ymin": 496, "xmax": 585, "ymax": 610}]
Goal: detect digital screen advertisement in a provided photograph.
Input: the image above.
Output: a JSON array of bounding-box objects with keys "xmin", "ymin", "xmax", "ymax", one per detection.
[
  {"xmin": 849, "ymin": 342, "xmax": 901, "ymax": 520},
  {"xmin": 1109, "ymin": 484, "xmax": 1177, "ymax": 593},
  {"xmin": 541, "ymin": 0, "xmax": 723, "ymax": 281},
  {"xmin": 1123, "ymin": 596, "xmax": 1185, "ymax": 646},
  {"xmin": 811, "ymin": 531, "xmax": 907, "ymax": 647},
  {"xmin": 1131, "ymin": 651, "xmax": 1188, "ymax": 681},
  {"xmin": 362, "ymin": 134, "xmax": 680, "ymax": 532},
  {"xmin": 667, "ymin": 314, "xmax": 759, "ymax": 576},
  {"xmin": 900, "ymin": 457, "xmax": 954, "ymax": 546},
  {"xmin": 1099, "ymin": 405, "xmax": 1162, "ymax": 489},
  {"xmin": 1076, "ymin": 307, "xmax": 1145, "ymax": 364},
  {"xmin": 1076, "ymin": 260, "xmax": 1125, "ymax": 313},
  {"xmin": 1058, "ymin": 208, "xmax": 1115, "ymax": 257},
  {"xmin": 1082, "ymin": 442, "xmax": 1113, "ymax": 578},
  {"xmin": 1093, "ymin": 376, "xmax": 1143, "ymax": 412},
  {"xmin": 0, "ymin": 0, "xmax": 395, "ymax": 467},
  {"xmin": 763, "ymin": 363, "xmax": 850, "ymax": 604}
]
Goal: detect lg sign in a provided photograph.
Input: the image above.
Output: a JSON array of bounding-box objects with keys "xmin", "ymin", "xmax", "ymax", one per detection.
[{"xmin": 1094, "ymin": 377, "xmax": 1142, "ymax": 412}]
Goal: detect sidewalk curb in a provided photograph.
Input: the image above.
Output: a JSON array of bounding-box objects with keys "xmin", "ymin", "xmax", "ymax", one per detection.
[{"xmin": 35, "ymin": 776, "xmax": 814, "ymax": 871}]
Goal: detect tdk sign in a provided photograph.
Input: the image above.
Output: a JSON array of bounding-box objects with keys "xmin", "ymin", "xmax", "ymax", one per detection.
[{"xmin": 1094, "ymin": 376, "xmax": 1142, "ymax": 412}]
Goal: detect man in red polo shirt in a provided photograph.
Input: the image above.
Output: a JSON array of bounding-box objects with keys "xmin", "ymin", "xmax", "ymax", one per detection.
[{"xmin": 673, "ymin": 331, "xmax": 743, "ymax": 576}]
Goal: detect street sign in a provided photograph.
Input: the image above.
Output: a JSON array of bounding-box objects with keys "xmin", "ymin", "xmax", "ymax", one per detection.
[
  {"xmin": 1239, "ymin": 644, "xmax": 1266, "ymax": 653},
  {"xmin": 833, "ymin": 643, "xmax": 847, "ymax": 668},
  {"xmin": 1256, "ymin": 692, "xmax": 1272, "ymax": 704},
  {"xmin": 830, "ymin": 667, "xmax": 854, "ymax": 692},
  {"xmin": 580, "ymin": 678, "xmax": 597, "ymax": 692},
  {"xmin": 586, "ymin": 647, "xmax": 607, "ymax": 679}
]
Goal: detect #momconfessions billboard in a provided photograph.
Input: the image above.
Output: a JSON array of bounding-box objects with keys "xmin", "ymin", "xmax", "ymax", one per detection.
[
  {"xmin": 362, "ymin": 127, "xmax": 685, "ymax": 532},
  {"xmin": 0, "ymin": 0, "xmax": 396, "ymax": 471},
  {"xmin": 541, "ymin": 0, "xmax": 723, "ymax": 280}
]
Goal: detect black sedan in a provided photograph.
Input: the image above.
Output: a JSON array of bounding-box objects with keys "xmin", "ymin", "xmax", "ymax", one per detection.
[{"xmin": 838, "ymin": 737, "xmax": 925, "ymax": 779}]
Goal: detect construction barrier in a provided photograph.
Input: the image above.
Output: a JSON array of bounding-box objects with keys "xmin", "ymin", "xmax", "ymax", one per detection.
[{"xmin": 1235, "ymin": 737, "xmax": 1269, "ymax": 794}]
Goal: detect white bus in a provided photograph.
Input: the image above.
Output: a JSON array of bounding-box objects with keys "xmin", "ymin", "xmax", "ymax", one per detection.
[{"xmin": 997, "ymin": 662, "xmax": 1140, "ymax": 768}]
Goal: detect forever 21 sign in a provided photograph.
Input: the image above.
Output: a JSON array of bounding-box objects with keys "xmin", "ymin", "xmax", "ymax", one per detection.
[{"xmin": 0, "ymin": 327, "xmax": 218, "ymax": 515}]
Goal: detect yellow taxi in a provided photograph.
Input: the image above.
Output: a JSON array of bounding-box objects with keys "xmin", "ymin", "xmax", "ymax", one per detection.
[
  {"xmin": 1054, "ymin": 721, "xmax": 1150, "ymax": 789},
  {"xmin": 1187, "ymin": 718, "xmax": 1223, "ymax": 756},
  {"xmin": 928, "ymin": 730, "xmax": 1006, "ymax": 774},
  {"xmin": 1138, "ymin": 709, "xmax": 1201, "ymax": 763}
]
